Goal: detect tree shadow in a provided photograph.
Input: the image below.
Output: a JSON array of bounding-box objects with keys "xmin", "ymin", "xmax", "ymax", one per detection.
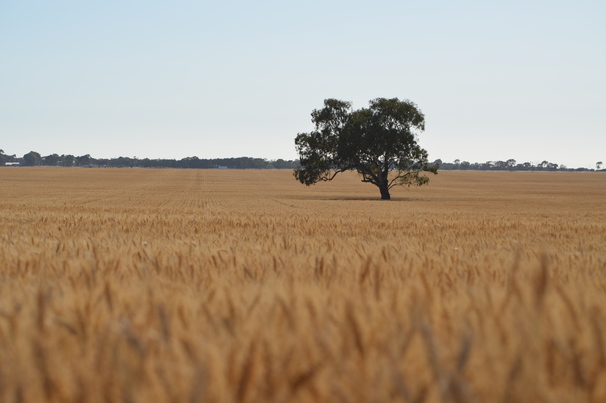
[
  {"xmin": 327, "ymin": 198, "xmax": 430, "ymax": 202},
  {"xmin": 292, "ymin": 196, "xmax": 431, "ymax": 202}
]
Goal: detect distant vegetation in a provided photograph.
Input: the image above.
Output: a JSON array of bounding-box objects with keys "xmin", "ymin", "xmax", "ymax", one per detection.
[
  {"xmin": 0, "ymin": 149, "xmax": 602, "ymax": 171},
  {"xmin": 433, "ymin": 159, "xmax": 603, "ymax": 172},
  {"xmin": 0, "ymin": 149, "xmax": 300, "ymax": 169}
]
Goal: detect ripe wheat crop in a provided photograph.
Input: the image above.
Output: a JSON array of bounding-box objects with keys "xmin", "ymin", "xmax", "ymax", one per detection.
[{"xmin": 0, "ymin": 167, "xmax": 605, "ymax": 402}]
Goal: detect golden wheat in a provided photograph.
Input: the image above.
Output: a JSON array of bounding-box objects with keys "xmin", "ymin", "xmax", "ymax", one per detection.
[{"xmin": 0, "ymin": 167, "xmax": 605, "ymax": 402}]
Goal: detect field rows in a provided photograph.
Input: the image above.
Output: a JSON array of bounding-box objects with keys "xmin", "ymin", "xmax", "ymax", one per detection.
[{"xmin": 0, "ymin": 168, "xmax": 605, "ymax": 402}]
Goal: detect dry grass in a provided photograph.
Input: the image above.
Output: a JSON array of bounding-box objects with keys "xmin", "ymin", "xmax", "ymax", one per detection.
[{"xmin": 0, "ymin": 167, "xmax": 605, "ymax": 402}]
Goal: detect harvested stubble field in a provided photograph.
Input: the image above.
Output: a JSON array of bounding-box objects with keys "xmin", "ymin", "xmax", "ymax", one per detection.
[{"xmin": 0, "ymin": 168, "xmax": 605, "ymax": 403}]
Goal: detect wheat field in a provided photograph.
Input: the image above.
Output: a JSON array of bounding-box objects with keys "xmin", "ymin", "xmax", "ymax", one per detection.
[{"xmin": 0, "ymin": 167, "xmax": 605, "ymax": 403}]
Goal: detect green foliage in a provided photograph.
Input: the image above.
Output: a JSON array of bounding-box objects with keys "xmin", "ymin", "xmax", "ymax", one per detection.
[
  {"xmin": 61, "ymin": 155, "xmax": 76, "ymax": 167},
  {"xmin": 1, "ymin": 150, "xmax": 300, "ymax": 169},
  {"xmin": 75, "ymin": 154, "xmax": 93, "ymax": 166},
  {"xmin": 294, "ymin": 98, "xmax": 437, "ymax": 199},
  {"xmin": 42, "ymin": 154, "xmax": 61, "ymax": 166},
  {"xmin": 23, "ymin": 151, "xmax": 42, "ymax": 166}
]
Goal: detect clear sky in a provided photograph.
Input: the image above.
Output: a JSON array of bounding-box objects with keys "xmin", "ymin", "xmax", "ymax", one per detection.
[{"xmin": 1, "ymin": 1, "xmax": 604, "ymax": 168}]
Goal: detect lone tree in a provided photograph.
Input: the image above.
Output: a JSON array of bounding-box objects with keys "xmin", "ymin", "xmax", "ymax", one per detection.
[{"xmin": 294, "ymin": 98, "xmax": 438, "ymax": 200}]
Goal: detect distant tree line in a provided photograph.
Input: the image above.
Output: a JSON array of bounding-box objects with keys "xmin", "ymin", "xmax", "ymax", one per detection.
[
  {"xmin": 0, "ymin": 149, "xmax": 300, "ymax": 169},
  {"xmin": 0, "ymin": 149, "xmax": 602, "ymax": 171},
  {"xmin": 433, "ymin": 159, "xmax": 604, "ymax": 172}
]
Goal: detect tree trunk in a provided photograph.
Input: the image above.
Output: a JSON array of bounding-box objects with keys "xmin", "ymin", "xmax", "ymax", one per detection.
[{"xmin": 379, "ymin": 183, "xmax": 391, "ymax": 200}]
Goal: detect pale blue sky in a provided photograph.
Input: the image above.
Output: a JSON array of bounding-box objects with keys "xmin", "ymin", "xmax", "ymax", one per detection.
[{"xmin": 1, "ymin": 1, "xmax": 604, "ymax": 168}]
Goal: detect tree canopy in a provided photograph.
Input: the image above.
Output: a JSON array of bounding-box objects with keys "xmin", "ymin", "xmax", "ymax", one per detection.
[
  {"xmin": 294, "ymin": 98, "xmax": 437, "ymax": 200},
  {"xmin": 22, "ymin": 151, "xmax": 42, "ymax": 166}
]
